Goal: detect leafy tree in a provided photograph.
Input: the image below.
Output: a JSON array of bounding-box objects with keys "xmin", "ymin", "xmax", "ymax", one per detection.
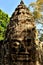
[
  {"xmin": 39, "ymin": 34, "xmax": 43, "ymax": 41},
  {"xmin": 29, "ymin": 0, "xmax": 43, "ymax": 19},
  {"xmin": 0, "ymin": 9, "xmax": 10, "ymax": 40},
  {"xmin": 29, "ymin": 0, "xmax": 43, "ymax": 42}
]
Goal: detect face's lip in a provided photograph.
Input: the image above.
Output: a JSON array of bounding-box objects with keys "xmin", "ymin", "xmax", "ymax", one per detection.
[
  {"xmin": 15, "ymin": 53, "xmax": 32, "ymax": 62},
  {"xmin": 15, "ymin": 59, "xmax": 32, "ymax": 62},
  {"xmin": 18, "ymin": 52, "xmax": 29, "ymax": 55}
]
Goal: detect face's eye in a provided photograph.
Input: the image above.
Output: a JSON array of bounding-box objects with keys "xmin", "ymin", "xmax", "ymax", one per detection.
[
  {"xmin": 14, "ymin": 42, "xmax": 20, "ymax": 47},
  {"xmin": 11, "ymin": 41, "xmax": 20, "ymax": 53},
  {"xmin": 11, "ymin": 41, "xmax": 20, "ymax": 48}
]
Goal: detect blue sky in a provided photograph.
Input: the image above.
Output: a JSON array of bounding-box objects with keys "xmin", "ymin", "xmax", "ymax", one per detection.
[
  {"xmin": 0, "ymin": 0, "xmax": 36, "ymax": 16},
  {"xmin": 0, "ymin": 0, "xmax": 42, "ymax": 29}
]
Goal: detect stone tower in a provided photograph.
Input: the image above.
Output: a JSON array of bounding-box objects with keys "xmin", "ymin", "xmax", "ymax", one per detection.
[{"xmin": 3, "ymin": 0, "xmax": 40, "ymax": 65}]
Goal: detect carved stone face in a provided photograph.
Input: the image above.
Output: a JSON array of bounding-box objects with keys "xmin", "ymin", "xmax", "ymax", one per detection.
[{"xmin": 10, "ymin": 26, "xmax": 36, "ymax": 65}]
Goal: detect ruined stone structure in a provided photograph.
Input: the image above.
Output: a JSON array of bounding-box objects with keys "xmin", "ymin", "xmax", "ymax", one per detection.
[{"xmin": 1, "ymin": 0, "xmax": 42, "ymax": 65}]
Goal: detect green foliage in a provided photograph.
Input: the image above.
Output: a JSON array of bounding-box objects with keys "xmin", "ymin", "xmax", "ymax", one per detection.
[
  {"xmin": 39, "ymin": 34, "xmax": 43, "ymax": 41},
  {"xmin": 29, "ymin": 0, "xmax": 43, "ymax": 42},
  {"xmin": 29, "ymin": 0, "xmax": 43, "ymax": 19},
  {"xmin": 0, "ymin": 9, "xmax": 10, "ymax": 40},
  {"xmin": 33, "ymin": 10, "xmax": 41, "ymax": 19}
]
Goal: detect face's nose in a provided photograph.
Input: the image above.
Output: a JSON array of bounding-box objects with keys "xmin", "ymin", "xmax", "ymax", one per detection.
[{"xmin": 25, "ymin": 38, "xmax": 32, "ymax": 46}]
